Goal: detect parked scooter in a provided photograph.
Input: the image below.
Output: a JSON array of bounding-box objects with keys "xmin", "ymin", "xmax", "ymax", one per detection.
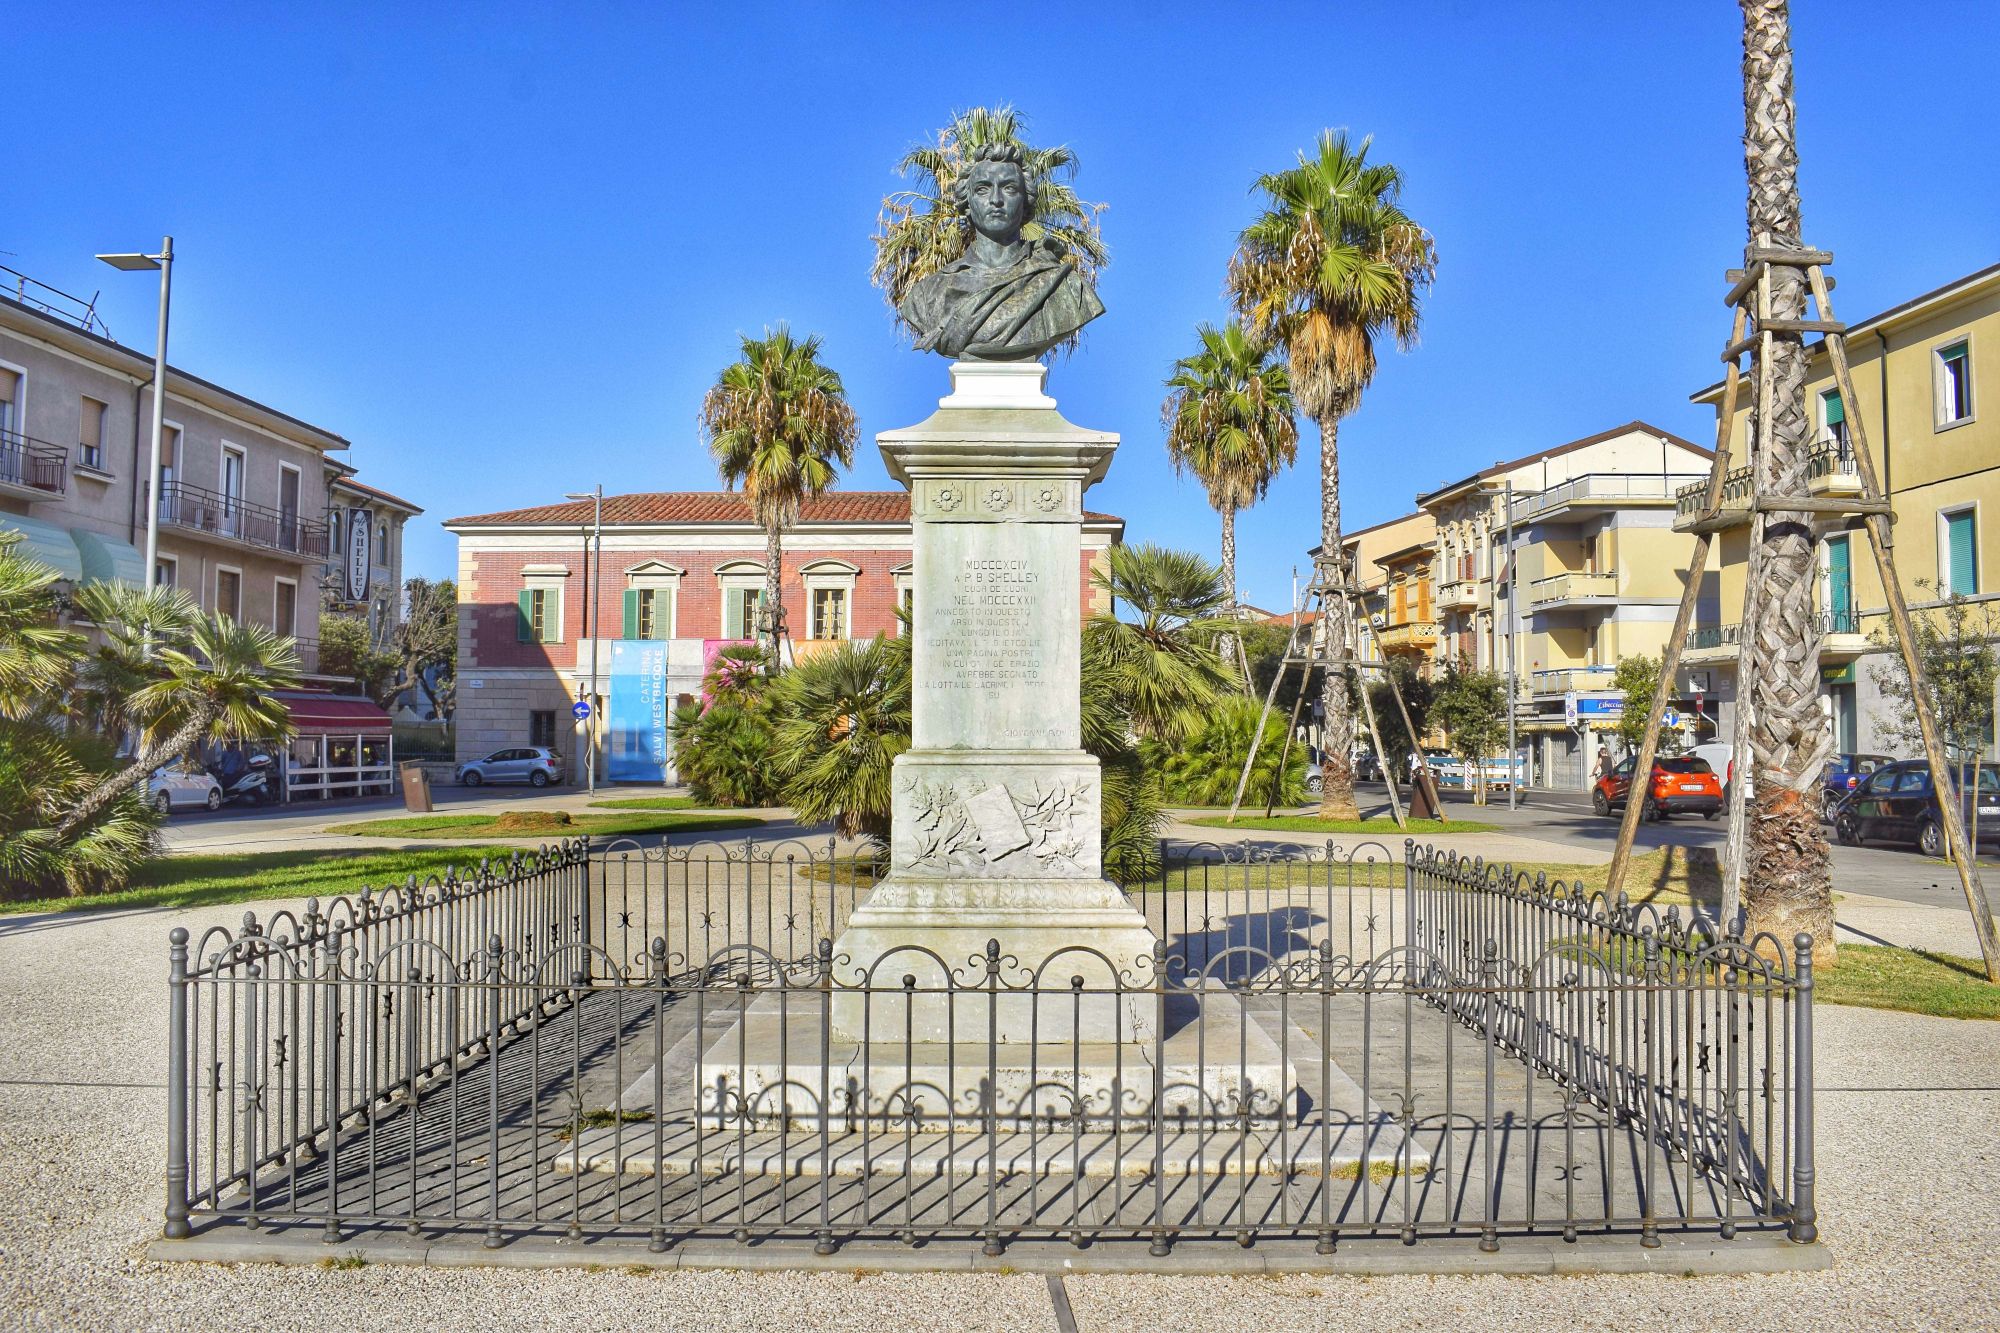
[{"xmin": 208, "ymin": 753, "xmax": 277, "ymax": 807}]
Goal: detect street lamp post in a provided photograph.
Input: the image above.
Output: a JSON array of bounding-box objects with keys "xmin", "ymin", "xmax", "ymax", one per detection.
[
  {"xmin": 565, "ymin": 486, "xmax": 604, "ymax": 795},
  {"xmin": 97, "ymin": 239, "xmax": 174, "ymax": 592}
]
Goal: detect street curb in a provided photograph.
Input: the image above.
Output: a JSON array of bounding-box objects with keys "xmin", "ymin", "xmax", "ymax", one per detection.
[{"xmin": 146, "ymin": 1230, "xmax": 1831, "ymax": 1277}]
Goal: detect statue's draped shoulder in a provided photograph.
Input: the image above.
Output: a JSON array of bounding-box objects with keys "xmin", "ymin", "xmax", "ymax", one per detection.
[{"xmin": 902, "ymin": 240, "xmax": 1103, "ymax": 360}]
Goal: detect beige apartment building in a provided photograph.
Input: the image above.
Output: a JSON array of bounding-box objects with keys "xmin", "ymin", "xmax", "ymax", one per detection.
[
  {"xmin": 1415, "ymin": 423, "xmax": 1714, "ymax": 790},
  {"xmin": 1683, "ymin": 260, "xmax": 2000, "ymax": 760},
  {"xmin": 1, "ymin": 275, "xmax": 342, "ymax": 660}
]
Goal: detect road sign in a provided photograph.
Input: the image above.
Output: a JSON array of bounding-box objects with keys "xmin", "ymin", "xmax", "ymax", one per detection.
[
  {"xmin": 572, "ymin": 700, "xmax": 593, "ymax": 721},
  {"xmin": 1664, "ymin": 709, "xmax": 1680, "ymax": 730}
]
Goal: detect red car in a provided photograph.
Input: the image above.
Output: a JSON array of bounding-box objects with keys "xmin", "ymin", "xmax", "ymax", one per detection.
[{"xmin": 1592, "ymin": 755, "xmax": 1725, "ymax": 820}]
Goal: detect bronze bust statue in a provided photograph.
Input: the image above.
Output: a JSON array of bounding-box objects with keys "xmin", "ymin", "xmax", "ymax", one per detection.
[{"xmin": 899, "ymin": 142, "xmax": 1104, "ymax": 361}]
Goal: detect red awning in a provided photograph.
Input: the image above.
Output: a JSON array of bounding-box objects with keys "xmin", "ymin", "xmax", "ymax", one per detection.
[{"xmin": 275, "ymin": 691, "xmax": 394, "ymax": 736}]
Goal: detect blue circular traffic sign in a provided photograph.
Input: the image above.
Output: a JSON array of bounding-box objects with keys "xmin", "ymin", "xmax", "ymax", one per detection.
[{"xmin": 572, "ymin": 701, "xmax": 592, "ymax": 721}]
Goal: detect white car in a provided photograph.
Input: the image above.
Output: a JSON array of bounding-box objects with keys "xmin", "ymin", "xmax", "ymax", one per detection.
[{"xmin": 147, "ymin": 761, "xmax": 223, "ymax": 814}]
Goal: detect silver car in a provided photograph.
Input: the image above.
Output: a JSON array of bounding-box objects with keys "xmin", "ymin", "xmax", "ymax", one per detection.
[{"xmin": 456, "ymin": 746, "xmax": 565, "ymax": 788}]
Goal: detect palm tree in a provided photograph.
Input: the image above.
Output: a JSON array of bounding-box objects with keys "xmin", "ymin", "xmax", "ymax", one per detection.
[
  {"xmin": 1083, "ymin": 544, "xmax": 1236, "ymax": 745},
  {"xmin": 0, "ymin": 531, "xmax": 82, "ymax": 717},
  {"xmin": 699, "ymin": 326, "xmax": 859, "ymax": 663},
  {"xmin": 56, "ymin": 614, "xmax": 300, "ymax": 836},
  {"xmin": 1738, "ymin": 0, "xmax": 1833, "ymax": 956},
  {"xmin": 1230, "ymin": 130, "xmax": 1435, "ymax": 819},
  {"xmin": 1161, "ymin": 322, "xmax": 1298, "ymax": 683},
  {"xmin": 871, "ymin": 104, "xmax": 1107, "ymax": 351}
]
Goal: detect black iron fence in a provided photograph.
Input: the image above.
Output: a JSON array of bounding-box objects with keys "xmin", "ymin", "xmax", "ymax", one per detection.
[{"xmin": 165, "ymin": 837, "xmax": 1815, "ymax": 1255}]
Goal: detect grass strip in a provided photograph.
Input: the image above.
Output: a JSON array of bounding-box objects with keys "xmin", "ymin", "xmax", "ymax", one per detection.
[
  {"xmin": 1186, "ymin": 815, "xmax": 1497, "ymax": 835},
  {"xmin": 325, "ymin": 812, "xmax": 763, "ymax": 840},
  {"xmin": 1814, "ymin": 943, "xmax": 2000, "ymax": 1020},
  {"xmin": 0, "ymin": 846, "xmax": 528, "ymax": 917},
  {"xmin": 589, "ymin": 796, "xmax": 708, "ymax": 811}
]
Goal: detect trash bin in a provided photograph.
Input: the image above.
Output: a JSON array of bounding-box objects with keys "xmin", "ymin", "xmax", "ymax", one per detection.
[{"xmin": 399, "ymin": 760, "xmax": 434, "ymax": 813}]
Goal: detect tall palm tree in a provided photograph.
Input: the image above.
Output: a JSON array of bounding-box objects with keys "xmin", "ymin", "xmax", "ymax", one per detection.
[
  {"xmin": 1739, "ymin": 0, "xmax": 1833, "ymax": 957},
  {"xmin": 1230, "ymin": 130, "xmax": 1436, "ymax": 819},
  {"xmin": 56, "ymin": 614, "xmax": 300, "ymax": 836},
  {"xmin": 871, "ymin": 104, "xmax": 1107, "ymax": 351},
  {"xmin": 1083, "ymin": 543, "xmax": 1236, "ymax": 745},
  {"xmin": 1161, "ymin": 322, "xmax": 1298, "ymax": 682},
  {"xmin": 699, "ymin": 326, "xmax": 859, "ymax": 662}
]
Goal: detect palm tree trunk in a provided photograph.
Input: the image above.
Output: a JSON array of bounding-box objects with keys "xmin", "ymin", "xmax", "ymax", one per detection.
[
  {"xmin": 1219, "ymin": 503, "xmax": 1246, "ymax": 691},
  {"xmin": 764, "ymin": 521, "xmax": 785, "ymax": 668},
  {"xmin": 1316, "ymin": 413, "xmax": 1360, "ymax": 820},
  {"xmin": 1741, "ymin": 0, "xmax": 1834, "ymax": 962},
  {"xmin": 54, "ymin": 706, "xmax": 219, "ymax": 837}
]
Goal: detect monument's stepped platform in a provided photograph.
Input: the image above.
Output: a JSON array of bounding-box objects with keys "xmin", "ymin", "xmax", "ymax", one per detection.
[
  {"xmin": 555, "ymin": 1117, "xmax": 1430, "ymax": 1182},
  {"xmin": 582, "ymin": 988, "xmax": 1430, "ymax": 1180}
]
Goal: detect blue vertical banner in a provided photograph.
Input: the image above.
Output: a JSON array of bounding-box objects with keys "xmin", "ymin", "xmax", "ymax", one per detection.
[{"xmin": 607, "ymin": 640, "xmax": 671, "ymax": 783}]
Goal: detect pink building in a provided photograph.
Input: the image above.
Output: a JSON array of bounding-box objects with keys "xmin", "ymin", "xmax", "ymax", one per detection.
[{"xmin": 446, "ymin": 491, "xmax": 1122, "ymax": 774}]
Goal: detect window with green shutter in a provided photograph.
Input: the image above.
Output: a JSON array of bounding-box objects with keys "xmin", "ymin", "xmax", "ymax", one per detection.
[
  {"xmin": 1820, "ymin": 388, "xmax": 1846, "ymax": 447},
  {"xmin": 516, "ymin": 589, "xmax": 534, "ymax": 642},
  {"xmin": 1937, "ymin": 342, "xmax": 1973, "ymax": 426},
  {"xmin": 622, "ymin": 588, "xmax": 640, "ymax": 639},
  {"xmin": 1944, "ymin": 509, "xmax": 1979, "ymax": 596}
]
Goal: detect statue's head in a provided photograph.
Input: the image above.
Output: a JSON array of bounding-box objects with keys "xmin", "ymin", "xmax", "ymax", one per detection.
[{"xmin": 952, "ymin": 142, "xmax": 1032, "ymax": 246}]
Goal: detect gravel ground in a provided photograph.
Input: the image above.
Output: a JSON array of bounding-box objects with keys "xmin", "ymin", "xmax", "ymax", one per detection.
[{"xmin": 4, "ymin": 894, "xmax": 1997, "ymax": 1332}]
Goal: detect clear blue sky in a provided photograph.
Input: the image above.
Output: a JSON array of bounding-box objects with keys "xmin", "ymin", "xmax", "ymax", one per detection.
[{"xmin": 10, "ymin": 3, "xmax": 1996, "ymax": 611}]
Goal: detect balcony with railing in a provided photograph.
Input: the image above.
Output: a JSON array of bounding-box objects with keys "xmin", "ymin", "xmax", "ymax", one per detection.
[
  {"xmin": 1527, "ymin": 664, "xmax": 1617, "ymax": 696},
  {"xmin": 1682, "ymin": 622, "xmax": 1742, "ymax": 665},
  {"xmin": 1674, "ymin": 465, "xmax": 1754, "ymax": 532},
  {"xmin": 1683, "ymin": 611, "xmax": 1868, "ymax": 667},
  {"xmin": 1377, "ymin": 617, "xmax": 1439, "ymax": 652},
  {"xmin": 155, "ymin": 481, "xmax": 329, "ymax": 560},
  {"xmin": 1820, "ymin": 605, "xmax": 1869, "ymax": 661},
  {"xmin": 1505, "ymin": 472, "xmax": 1708, "ymax": 526},
  {"xmin": 1806, "ymin": 435, "xmax": 1863, "ymax": 497},
  {"xmin": 0, "ymin": 429, "xmax": 68, "ymax": 499},
  {"xmin": 1526, "ymin": 569, "xmax": 1619, "ymax": 608}
]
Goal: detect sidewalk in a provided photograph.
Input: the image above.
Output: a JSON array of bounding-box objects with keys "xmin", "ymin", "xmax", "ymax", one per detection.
[{"xmin": 4, "ymin": 891, "xmax": 1997, "ymax": 1330}]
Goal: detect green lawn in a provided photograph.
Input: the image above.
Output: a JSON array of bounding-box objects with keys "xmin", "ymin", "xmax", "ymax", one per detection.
[
  {"xmin": 325, "ymin": 811, "xmax": 763, "ymax": 840},
  {"xmin": 589, "ymin": 796, "xmax": 708, "ymax": 811},
  {"xmin": 1187, "ymin": 814, "xmax": 1498, "ymax": 835},
  {"xmin": 0, "ymin": 846, "xmax": 527, "ymax": 917},
  {"xmin": 1816, "ymin": 944, "xmax": 2000, "ymax": 1020}
]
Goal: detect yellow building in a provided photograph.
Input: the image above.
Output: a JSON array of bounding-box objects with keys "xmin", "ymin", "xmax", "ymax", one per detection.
[
  {"xmin": 1685, "ymin": 261, "xmax": 2000, "ymax": 759},
  {"xmin": 1342, "ymin": 510, "xmax": 1439, "ymax": 674},
  {"xmin": 1416, "ymin": 422, "xmax": 1714, "ymax": 789}
]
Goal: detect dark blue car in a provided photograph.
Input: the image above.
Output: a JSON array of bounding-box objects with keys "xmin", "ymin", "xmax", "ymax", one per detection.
[{"xmin": 1822, "ymin": 753, "xmax": 1892, "ymax": 808}]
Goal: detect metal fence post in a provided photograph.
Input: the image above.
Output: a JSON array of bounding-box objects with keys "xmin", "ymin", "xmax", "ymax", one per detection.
[
  {"xmin": 1480, "ymin": 938, "xmax": 1500, "ymax": 1253},
  {"xmin": 320, "ymin": 924, "xmax": 344, "ymax": 1244},
  {"xmin": 164, "ymin": 928, "xmax": 191, "ymax": 1239},
  {"xmin": 1403, "ymin": 838, "xmax": 1418, "ymax": 957},
  {"xmin": 1789, "ymin": 933, "xmax": 1817, "ymax": 1244},
  {"xmin": 485, "ymin": 932, "xmax": 505, "ymax": 1250}
]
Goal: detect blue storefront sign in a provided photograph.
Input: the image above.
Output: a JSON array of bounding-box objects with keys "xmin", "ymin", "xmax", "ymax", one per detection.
[{"xmin": 607, "ymin": 640, "xmax": 671, "ymax": 783}]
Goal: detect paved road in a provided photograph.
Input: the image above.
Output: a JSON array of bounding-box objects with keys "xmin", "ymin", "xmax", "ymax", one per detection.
[
  {"xmin": 1407, "ymin": 783, "xmax": 1997, "ymax": 909},
  {"xmin": 161, "ymin": 776, "xmax": 1997, "ymax": 914}
]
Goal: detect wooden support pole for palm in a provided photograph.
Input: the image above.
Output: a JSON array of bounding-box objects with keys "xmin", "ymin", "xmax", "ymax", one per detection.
[
  {"xmin": 1605, "ymin": 306, "xmax": 1748, "ymax": 906},
  {"xmin": 1352, "ymin": 612, "xmax": 1407, "ymax": 828},
  {"xmin": 1807, "ymin": 267, "xmax": 2000, "ymax": 980}
]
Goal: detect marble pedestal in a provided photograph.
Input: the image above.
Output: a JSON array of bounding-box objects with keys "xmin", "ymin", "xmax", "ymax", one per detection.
[{"xmin": 824, "ymin": 360, "xmax": 1159, "ymax": 1045}]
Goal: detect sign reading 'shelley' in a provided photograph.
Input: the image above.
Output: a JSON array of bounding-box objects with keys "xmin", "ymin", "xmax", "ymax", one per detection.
[{"xmin": 346, "ymin": 507, "xmax": 372, "ymax": 601}]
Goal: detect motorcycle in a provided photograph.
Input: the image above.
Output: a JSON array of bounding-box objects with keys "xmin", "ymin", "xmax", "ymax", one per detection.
[{"xmin": 208, "ymin": 753, "xmax": 277, "ymax": 807}]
